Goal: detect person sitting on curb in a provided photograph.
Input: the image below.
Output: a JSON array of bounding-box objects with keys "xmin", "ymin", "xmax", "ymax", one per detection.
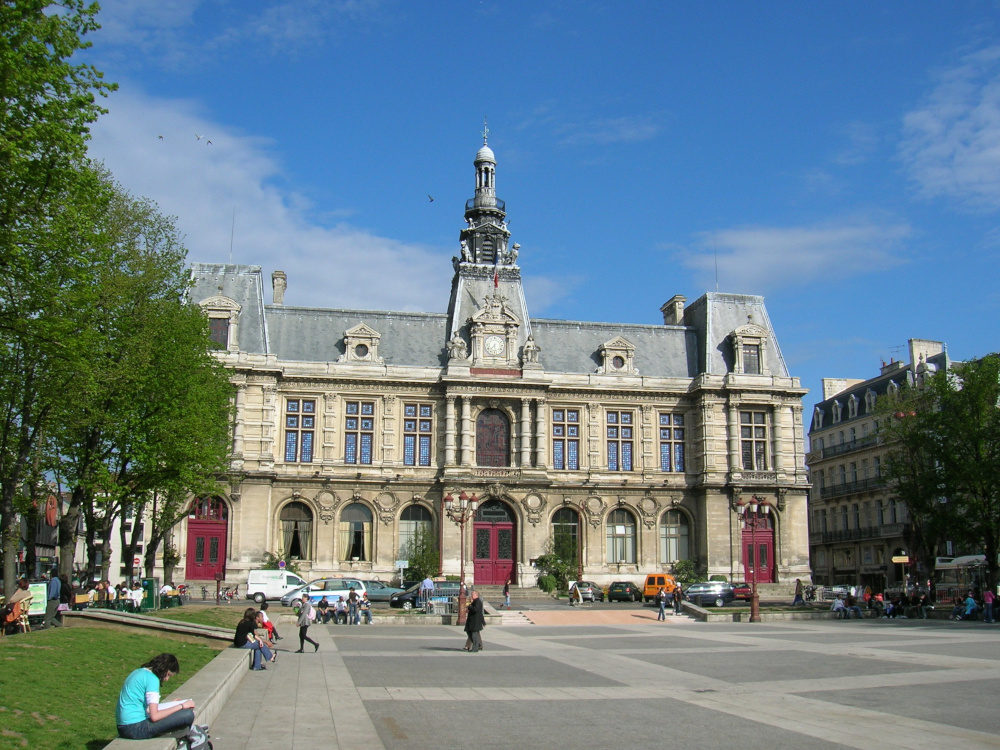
[
  {"xmin": 316, "ymin": 597, "xmax": 331, "ymax": 624},
  {"xmin": 116, "ymin": 653, "xmax": 195, "ymax": 740},
  {"xmin": 234, "ymin": 608, "xmax": 274, "ymax": 670},
  {"xmin": 831, "ymin": 596, "xmax": 847, "ymax": 618},
  {"xmin": 359, "ymin": 592, "xmax": 372, "ymax": 624},
  {"xmin": 845, "ymin": 594, "xmax": 863, "ymax": 619}
]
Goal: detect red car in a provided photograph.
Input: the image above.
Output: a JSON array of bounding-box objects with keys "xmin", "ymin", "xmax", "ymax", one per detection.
[{"xmin": 732, "ymin": 582, "xmax": 752, "ymax": 601}]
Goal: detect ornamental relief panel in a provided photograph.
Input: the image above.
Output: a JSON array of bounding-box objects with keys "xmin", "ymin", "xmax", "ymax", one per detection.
[
  {"xmin": 520, "ymin": 492, "xmax": 547, "ymax": 526},
  {"xmin": 583, "ymin": 495, "xmax": 606, "ymax": 528},
  {"xmin": 315, "ymin": 490, "xmax": 343, "ymax": 524},
  {"xmin": 374, "ymin": 491, "xmax": 401, "ymax": 526},
  {"xmin": 636, "ymin": 494, "xmax": 659, "ymax": 529}
]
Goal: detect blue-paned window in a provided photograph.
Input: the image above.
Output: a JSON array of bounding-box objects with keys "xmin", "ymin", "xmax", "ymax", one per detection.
[
  {"xmin": 403, "ymin": 403, "xmax": 433, "ymax": 466},
  {"xmin": 606, "ymin": 409, "xmax": 633, "ymax": 472},
  {"xmin": 344, "ymin": 401, "xmax": 375, "ymax": 464},
  {"xmin": 659, "ymin": 413, "xmax": 686, "ymax": 472},
  {"xmin": 284, "ymin": 398, "xmax": 315, "ymax": 462},
  {"xmin": 552, "ymin": 408, "xmax": 580, "ymax": 470}
]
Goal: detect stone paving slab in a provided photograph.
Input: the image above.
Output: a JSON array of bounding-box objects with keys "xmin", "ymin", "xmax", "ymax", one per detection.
[{"xmin": 206, "ymin": 617, "xmax": 1000, "ymax": 750}]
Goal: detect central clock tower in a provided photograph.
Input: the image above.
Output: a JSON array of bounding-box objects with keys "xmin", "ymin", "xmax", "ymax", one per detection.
[{"xmin": 445, "ymin": 123, "xmax": 534, "ymax": 370}]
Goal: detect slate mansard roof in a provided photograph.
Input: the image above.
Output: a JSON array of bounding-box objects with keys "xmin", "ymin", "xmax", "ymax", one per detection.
[{"xmin": 190, "ymin": 263, "xmax": 793, "ymax": 382}]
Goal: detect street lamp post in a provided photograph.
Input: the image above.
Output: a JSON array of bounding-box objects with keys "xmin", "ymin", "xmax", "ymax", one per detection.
[
  {"xmin": 736, "ymin": 494, "xmax": 770, "ymax": 623},
  {"xmin": 444, "ymin": 490, "xmax": 478, "ymax": 625}
]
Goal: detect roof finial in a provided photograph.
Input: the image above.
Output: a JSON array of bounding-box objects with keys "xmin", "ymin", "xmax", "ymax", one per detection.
[{"xmin": 482, "ymin": 116, "xmax": 489, "ymax": 145}]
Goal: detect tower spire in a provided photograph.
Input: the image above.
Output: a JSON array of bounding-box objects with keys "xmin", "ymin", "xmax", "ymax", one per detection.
[{"xmin": 482, "ymin": 116, "xmax": 489, "ymax": 145}]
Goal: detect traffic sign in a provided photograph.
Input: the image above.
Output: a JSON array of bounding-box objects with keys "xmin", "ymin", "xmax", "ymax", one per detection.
[{"xmin": 891, "ymin": 555, "xmax": 911, "ymax": 564}]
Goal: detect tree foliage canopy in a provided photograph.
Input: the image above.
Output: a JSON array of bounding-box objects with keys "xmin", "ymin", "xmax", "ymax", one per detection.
[{"xmin": 878, "ymin": 354, "xmax": 1000, "ymax": 588}]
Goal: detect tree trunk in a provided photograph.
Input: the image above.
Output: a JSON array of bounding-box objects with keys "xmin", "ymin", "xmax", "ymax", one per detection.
[{"xmin": 58, "ymin": 488, "xmax": 83, "ymax": 580}]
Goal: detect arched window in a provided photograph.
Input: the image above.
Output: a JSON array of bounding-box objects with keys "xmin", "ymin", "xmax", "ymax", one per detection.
[
  {"xmin": 476, "ymin": 408, "xmax": 510, "ymax": 467},
  {"xmin": 340, "ymin": 503, "xmax": 373, "ymax": 561},
  {"xmin": 279, "ymin": 502, "xmax": 312, "ymax": 560},
  {"xmin": 191, "ymin": 496, "xmax": 228, "ymax": 521},
  {"xmin": 551, "ymin": 507, "xmax": 579, "ymax": 564},
  {"xmin": 659, "ymin": 510, "xmax": 689, "ymax": 563},
  {"xmin": 606, "ymin": 508, "xmax": 636, "ymax": 564},
  {"xmin": 398, "ymin": 505, "xmax": 433, "ymax": 559}
]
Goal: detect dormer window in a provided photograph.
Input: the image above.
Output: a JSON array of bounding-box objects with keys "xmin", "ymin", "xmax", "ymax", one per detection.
[
  {"xmin": 597, "ymin": 336, "xmax": 637, "ymax": 375},
  {"xmin": 887, "ymin": 381, "xmax": 899, "ymax": 397},
  {"xmin": 865, "ymin": 389, "xmax": 877, "ymax": 413},
  {"xmin": 848, "ymin": 394, "xmax": 858, "ymax": 419},
  {"xmin": 338, "ymin": 323, "xmax": 384, "ymax": 364},
  {"xmin": 728, "ymin": 324, "xmax": 769, "ymax": 375},
  {"xmin": 209, "ymin": 318, "xmax": 229, "ymax": 349},
  {"xmin": 200, "ymin": 295, "xmax": 241, "ymax": 352},
  {"xmin": 813, "ymin": 406, "xmax": 824, "ymax": 430},
  {"xmin": 832, "ymin": 400, "xmax": 843, "ymax": 424}
]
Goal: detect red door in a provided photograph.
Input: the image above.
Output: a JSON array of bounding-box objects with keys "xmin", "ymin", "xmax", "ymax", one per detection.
[
  {"xmin": 741, "ymin": 527, "xmax": 775, "ymax": 584},
  {"xmin": 472, "ymin": 499, "xmax": 516, "ymax": 585},
  {"xmin": 185, "ymin": 498, "xmax": 228, "ymax": 580}
]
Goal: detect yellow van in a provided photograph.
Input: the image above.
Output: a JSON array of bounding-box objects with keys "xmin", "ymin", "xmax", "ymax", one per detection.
[{"xmin": 643, "ymin": 573, "xmax": 678, "ymax": 602}]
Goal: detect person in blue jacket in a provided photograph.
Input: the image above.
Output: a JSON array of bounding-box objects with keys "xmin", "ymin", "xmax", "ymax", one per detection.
[{"xmin": 116, "ymin": 653, "xmax": 195, "ymax": 739}]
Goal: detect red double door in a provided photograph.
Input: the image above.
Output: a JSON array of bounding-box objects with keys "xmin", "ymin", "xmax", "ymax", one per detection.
[
  {"xmin": 473, "ymin": 499, "xmax": 516, "ymax": 585},
  {"xmin": 185, "ymin": 498, "xmax": 228, "ymax": 581},
  {"xmin": 742, "ymin": 527, "xmax": 775, "ymax": 584}
]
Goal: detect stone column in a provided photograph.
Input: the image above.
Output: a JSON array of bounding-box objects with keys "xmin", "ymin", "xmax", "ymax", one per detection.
[
  {"xmin": 460, "ymin": 395, "xmax": 473, "ymax": 467},
  {"xmin": 534, "ymin": 397, "xmax": 547, "ymax": 469},
  {"xmin": 445, "ymin": 396, "xmax": 457, "ymax": 466},
  {"xmin": 520, "ymin": 398, "xmax": 532, "ymax": 467},
  {"xmin": 771, "ymin": 403, "xmax": 784, "ymax": 474},
  {"xmin": 727, "ymin": 400, "xmax": 740, "ymax": 473},
  {"xmin": 232, "ymin": 382, "xmax": 245, "ymax": 457}
]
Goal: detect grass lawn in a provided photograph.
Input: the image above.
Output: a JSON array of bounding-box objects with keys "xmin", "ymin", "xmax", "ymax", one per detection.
[
  {"xmin": 0, "ymin": 625, "xmax": 222, "ymax": 750},
  {"xmin": 153, "ymin": 605, "xmax": 256, "ymax": 630}
]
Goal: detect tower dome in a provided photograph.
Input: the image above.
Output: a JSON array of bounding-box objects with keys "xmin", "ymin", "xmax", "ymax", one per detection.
[{"xmin": 476, "ymin": 143, "xmax": 496, "ymax": 163}]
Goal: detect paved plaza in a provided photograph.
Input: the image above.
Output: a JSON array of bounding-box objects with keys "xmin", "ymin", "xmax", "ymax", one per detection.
[{"xmin": 208, "ymin": 615, "xmax": 1000, "ymax": 749}]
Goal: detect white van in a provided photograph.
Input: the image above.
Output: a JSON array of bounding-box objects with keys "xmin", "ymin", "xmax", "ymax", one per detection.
[{"xmin": 246, "ymin": 570, "xmax": 308, "ymax": 604}]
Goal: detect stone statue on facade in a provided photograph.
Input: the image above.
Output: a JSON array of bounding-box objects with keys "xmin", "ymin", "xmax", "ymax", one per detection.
[
  {"xmin": 522, "ymin": 333, "xmax": 540, "ymax": 365},
  {"xmin": 460, "ymin": 239, "xmax": 471, "ymax": 262},
  {"xmin": 447, "ymin": 331, "xmax": 468, "ymax": 360}
]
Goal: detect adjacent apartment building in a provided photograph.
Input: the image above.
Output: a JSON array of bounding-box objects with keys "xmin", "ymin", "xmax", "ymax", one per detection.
[{"xmin": 806, "ymin": 339, "xmax": 949, "ymax": 591}]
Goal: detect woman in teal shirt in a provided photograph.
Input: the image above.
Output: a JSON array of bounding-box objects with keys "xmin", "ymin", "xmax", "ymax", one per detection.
[{"xmin": 116, "ymin": 653, "xmax": 195, "ymax": 739}]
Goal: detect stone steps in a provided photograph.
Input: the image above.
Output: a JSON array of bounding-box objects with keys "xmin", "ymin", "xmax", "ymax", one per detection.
[{"xmin": 497, "ymin": 610, "xmax": 534, "ymax": 626}]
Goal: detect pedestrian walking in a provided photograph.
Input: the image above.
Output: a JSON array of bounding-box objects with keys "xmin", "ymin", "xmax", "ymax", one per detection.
[
  {"xmin": 656, "ymin": 587, "xmax": 667, "ymax": 621},
  {"xmin": 983, "ymin": 589, "xmax": 995, "ymax": 623},
  {"xmin": 295, "ymin": 595, "xmax": 320, "ymax": 653},
  {"xmin": 464, "ymin": 590, "xmax": 485, "ymax": 652},
  {"xmin": 43, "ymin": 572, "xmax": 62, "ymax": 628},
  {"xmin": 502, "ymin": 580, "xmax": 511, "ymax": 610},
  {"xmin": 673, "ymin": 584, "xmax": 683, "ymax": 615},
  {"xmin": 792, "ymin": 578, "xmax": 805, "ymax": 606}
]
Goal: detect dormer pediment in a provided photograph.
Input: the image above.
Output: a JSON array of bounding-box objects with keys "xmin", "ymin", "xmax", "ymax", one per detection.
[
  {"xmin": 200, "ymin": 295, "xmax": 241, "ymax": 312},
  {"xmin": 344, "ymin": 323, "xmax": 382, "ymax": 340},
  {"xmin": 597, "ymin": 336, "xmax": 638, "ymax": 375},
  {"xmin": 337, "ymin": 322, "xmax": 384, "ymax": 364},
  {"xmin": 470, "ymin": 292, "xmax": 520, "ymax": 325}
]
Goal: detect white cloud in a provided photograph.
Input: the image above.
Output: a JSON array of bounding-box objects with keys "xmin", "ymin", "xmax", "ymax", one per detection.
[
  {"xmin": 900, "ymin": 45, "xmax": 1000, "ymax": 211},
  {"xmin": 676, "ymin": 220, "xmax": 911, "ymax": 293},
  {"xmin": 556, "ymin": 116, "xmax": 661, "ymax": 146},
  {"xmin": 87, "ymin": 90, "xmax": 452, "ymax": 312}
]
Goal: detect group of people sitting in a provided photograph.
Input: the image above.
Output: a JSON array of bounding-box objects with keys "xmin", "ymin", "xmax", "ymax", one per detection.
[
  {"xmin": 948, "ymin": 589, "xmax": 995, "ymax": 622},
  {"xmin": 234, "ymin": 604, "xmax": 281, "ymax": 670},
  {"xmin": 314, "ymin": 589, "xmax": 372, "ymax": 625}
]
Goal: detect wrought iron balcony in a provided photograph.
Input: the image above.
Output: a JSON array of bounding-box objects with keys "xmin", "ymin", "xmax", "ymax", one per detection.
[
  {"xmin": 819, "ymin": 476, "xmax": 885, "ymax": 499},
  {"xmin": 809, "ymin": 522, "xmax": 907, "ymax": 544},
  {"xmin": 820, "ymin": 435, "xmax": 879, "ymax": 459}
]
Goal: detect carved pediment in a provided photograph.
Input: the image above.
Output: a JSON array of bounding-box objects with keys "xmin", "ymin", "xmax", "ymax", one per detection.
[
  {"xmin": 338, "ymin": 323, "xmax": 384, "ymax": 364},
  {"xmin": 470, "ymin": 293, "xmax": 521, "ymax": 325},
  {"xmin": 597, "ymin": 336, "xmax": 637, "ymax": 375}
]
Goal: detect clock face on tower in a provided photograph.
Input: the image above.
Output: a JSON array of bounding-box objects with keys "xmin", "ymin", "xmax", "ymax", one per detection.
[{"xmin": 484, "ymin": 335, "xmax": 505, "ymax": 356}]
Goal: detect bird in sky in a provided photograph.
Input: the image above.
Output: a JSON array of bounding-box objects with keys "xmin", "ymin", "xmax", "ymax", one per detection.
[
  {"xmin": 207, "ymin": 140, "xmax": 213, "ymax": 145},
  {"xmin": 428, "ymin": 195, "xmax": 434, "ymax": 202},
  {"xmin": 157, "ymin": 135, "xmax": 163, "ymax": 140},
  {"xmin": 195, "ymin": 134, "xmax": 203, "ymax": 140}
]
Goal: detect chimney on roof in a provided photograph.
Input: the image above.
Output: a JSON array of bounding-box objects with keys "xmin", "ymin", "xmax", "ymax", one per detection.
[
  {"xmin": 272, "ymin": 270, "xmax": 287, "ymax": 305},
  {"xmin": 660, "ymin": 295, "xmax": 686, "ymax": 325}
]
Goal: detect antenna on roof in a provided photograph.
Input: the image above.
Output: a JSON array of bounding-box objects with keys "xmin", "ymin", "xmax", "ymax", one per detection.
[
  {"xmin": 229, "ymin": 207, "xmax": 236, "ymax": 264},
  {"xmin": 714, "ymin": 243, "xmax": 719, "ymax": 293}
]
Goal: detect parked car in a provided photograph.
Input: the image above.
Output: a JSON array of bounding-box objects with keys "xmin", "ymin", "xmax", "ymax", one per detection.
[
  {"xmin": 684, "ymin": 581, "xmax": 735, "ymax": 608},
  {"xmin": 568, "ymin": 580, "xmax": 605, "ymax": 602},
  {"xmin": 732, "ymin": 582, "xmax": 753, "ymax": 601},
  {"xmin": 389, "ymin": 581, "xmax": 462, "ymax": 610},
  {"xmin": 607, "ymin": 581, "xmax": 642, "ymax": 602},
  {"xmin": 643, "ymin": 574, "xmax": 678, "ymax": 602},
  {"xmin": 280, "ymin": 578, "xmax": 368, "ymax": 612},
  {"xmin": 359, "ymin": 580, "xmax": 405, "ymax": 603},
  {"xmin": 245, "ymin": 569, "xmax": 308, "ymax": 604}
]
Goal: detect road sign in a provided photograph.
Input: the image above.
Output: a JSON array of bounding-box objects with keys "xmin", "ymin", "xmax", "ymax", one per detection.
[
  {"xmin": 278, "ymin": 560, "xmax": 285, "ymax": 569},
  {"xmin": 395, "ymin": 560, "xmax": 408, "ymax": 568},
  {"xmin": 891, "ymin": 555, "xmax": 911, "ymax": 564}
]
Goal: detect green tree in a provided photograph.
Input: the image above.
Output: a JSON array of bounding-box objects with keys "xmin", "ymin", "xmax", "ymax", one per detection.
[
  {"xmin": 879, "ymin": 354, "xmax": 1000, "ymax": 589},
  {"xmin": 533, "ymin": 531, "xmax": 579, "ymax": 590},
  {"xmin": 0, "ymin": 0, "xmax": 114, "ymax": 593},
  {"xmin": 401, "ymin": 524, "xmax": 439, "ymax": 582}
]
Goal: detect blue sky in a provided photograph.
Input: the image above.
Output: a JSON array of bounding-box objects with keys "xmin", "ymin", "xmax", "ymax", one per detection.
[{"xmin": 82, "ymin": 1, "xmax": 1000, "ymax": 420}]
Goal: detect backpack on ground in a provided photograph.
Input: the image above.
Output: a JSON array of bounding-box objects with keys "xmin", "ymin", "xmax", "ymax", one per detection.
[{"xmin": 176, "ymin": 724, "xmax": 212, "ymax": 750}]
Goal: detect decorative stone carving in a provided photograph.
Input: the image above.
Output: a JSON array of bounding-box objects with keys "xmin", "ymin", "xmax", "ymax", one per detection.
[
  {"xmin": 597, "ymin": 335, "xmax": 637, "ymax": 375},
  {"xmin": 447, "ymin": 332, "xmax": 468, "ymax": 360},
  {"xmin": 521, "ymin": 334, "xmax": 541, "ymax": 367},
  {"xmin": 776, "ymin": 487, "xmax": 787, "ymax": 512},
  {"xmin": 337, "ymin": 323, "xmax": 384, "ymax": 364},
  {"xmin": 584, "ymin": 495, "xmax": 605, "ymax": 528},
  {"xmin": 374, "ymin": 491, "xmax": 401, "ymax": 526},
  {"xmin": 316, "ymin": 491, "xmax": 342, "ymax": 524},
  {"xmin": 729, "ymin": 487, "xmax": 743, "ymax": 511},
  {"xmin": 483, "ymin": 482, "xmax": 509, "ymax": 501},
  {"xmin": 520, "ymin": 492, "xmax": 546, "ymax": 526},
  {"xmin": 637, "ymin": 494, "xmax": 659, "ymax": 529},
  {"xmin": 728, "ymin": 323, "xmax": 770, "ymax": 375}
]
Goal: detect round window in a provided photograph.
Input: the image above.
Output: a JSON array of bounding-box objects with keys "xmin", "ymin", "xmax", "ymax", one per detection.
[
  {"xmin": 612, "ymin": 356, "xmax": 625, "ymax": 369},
  {"xmin": 355, "ymin": 344, "xmax": 369, "ymax": 358}
]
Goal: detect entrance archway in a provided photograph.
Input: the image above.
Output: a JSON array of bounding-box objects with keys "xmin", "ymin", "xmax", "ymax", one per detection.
[
  {"xmin": 473, "ymin": 498, "xmax": 516, "ymax": 585},
  {"xmin": 741, "ymin": 516, "xmax": 775, "ymax": 584},
  {"xmin": 186, "ymin": 497, "xmax": 228, "ymax": 580}
]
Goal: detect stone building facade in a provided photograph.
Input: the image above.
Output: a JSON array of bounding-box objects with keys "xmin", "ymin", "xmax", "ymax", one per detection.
[
  {"xmin": 806, "ymin": 339, "xmax": 949, "ymax": 591},
  {"xmin": 182, "ymin": 137, "xmax": 811, "ymax": 589}
]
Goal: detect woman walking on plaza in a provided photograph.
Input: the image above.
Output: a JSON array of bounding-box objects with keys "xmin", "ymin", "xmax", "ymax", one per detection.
[
  {"xmin": 464, "ymin": 590, "xmax": 485, "ymax": 652},
  {"xmin": 295, "ymin": 594, "xmax": 320, "ymax": 653}
]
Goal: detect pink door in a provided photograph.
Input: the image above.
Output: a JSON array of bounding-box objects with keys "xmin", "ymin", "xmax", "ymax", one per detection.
[
  {"xmin": 473, "ymin": 523, "xmax": 515, "ymax": 585},
  {"xmin": 185, "ymin": 497, "xmax": 228, "ymax": 580},
  {"xmin": 742, "ymin": 528, "xmax": 775, "ymax": 584}
]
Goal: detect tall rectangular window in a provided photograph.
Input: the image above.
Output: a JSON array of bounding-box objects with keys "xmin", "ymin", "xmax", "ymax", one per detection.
[
  {"xmin": 740, "ymin": 411, "xmax": 767, "ymax": 470},
  {"xmin": 552, "ymin": 408, "xmax": 581, "ymax": 470},
  {"xmin": 208, "ymin": 317, "xmax": 229, "ymax": 349},
  {"xmin": 659, "ymin": 413, "xmax": 685, "ymax": 472},
  {"xmin": 606, "ymin": 409, "xmax": 634, "ymax": 471},
  {"xmin": 403, "ymin": 403, "xmax": 433, "ymax": 466},
  {"xmin": 345, "ymin": 401, "xmax": 375, "ymax": 464},
  {"xmin": 742, "ymin": 343, "xmax": 761, "ymax": 374},
  {"xmin": 284, "ymin": 398, "xmax": 316, "ymax": 462}
]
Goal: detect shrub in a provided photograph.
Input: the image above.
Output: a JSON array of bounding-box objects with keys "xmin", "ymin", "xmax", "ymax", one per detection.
[
  {"xmin": 537, "ymin": 574, "xmax": 557, "ymax": 593},
  {"xmin": 709, "ymin": 574, "xmax": 728, "ymax": 582},
  {"xmin": 671, "ymin": 559, "xmax": 699, "ymax": 585}
]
